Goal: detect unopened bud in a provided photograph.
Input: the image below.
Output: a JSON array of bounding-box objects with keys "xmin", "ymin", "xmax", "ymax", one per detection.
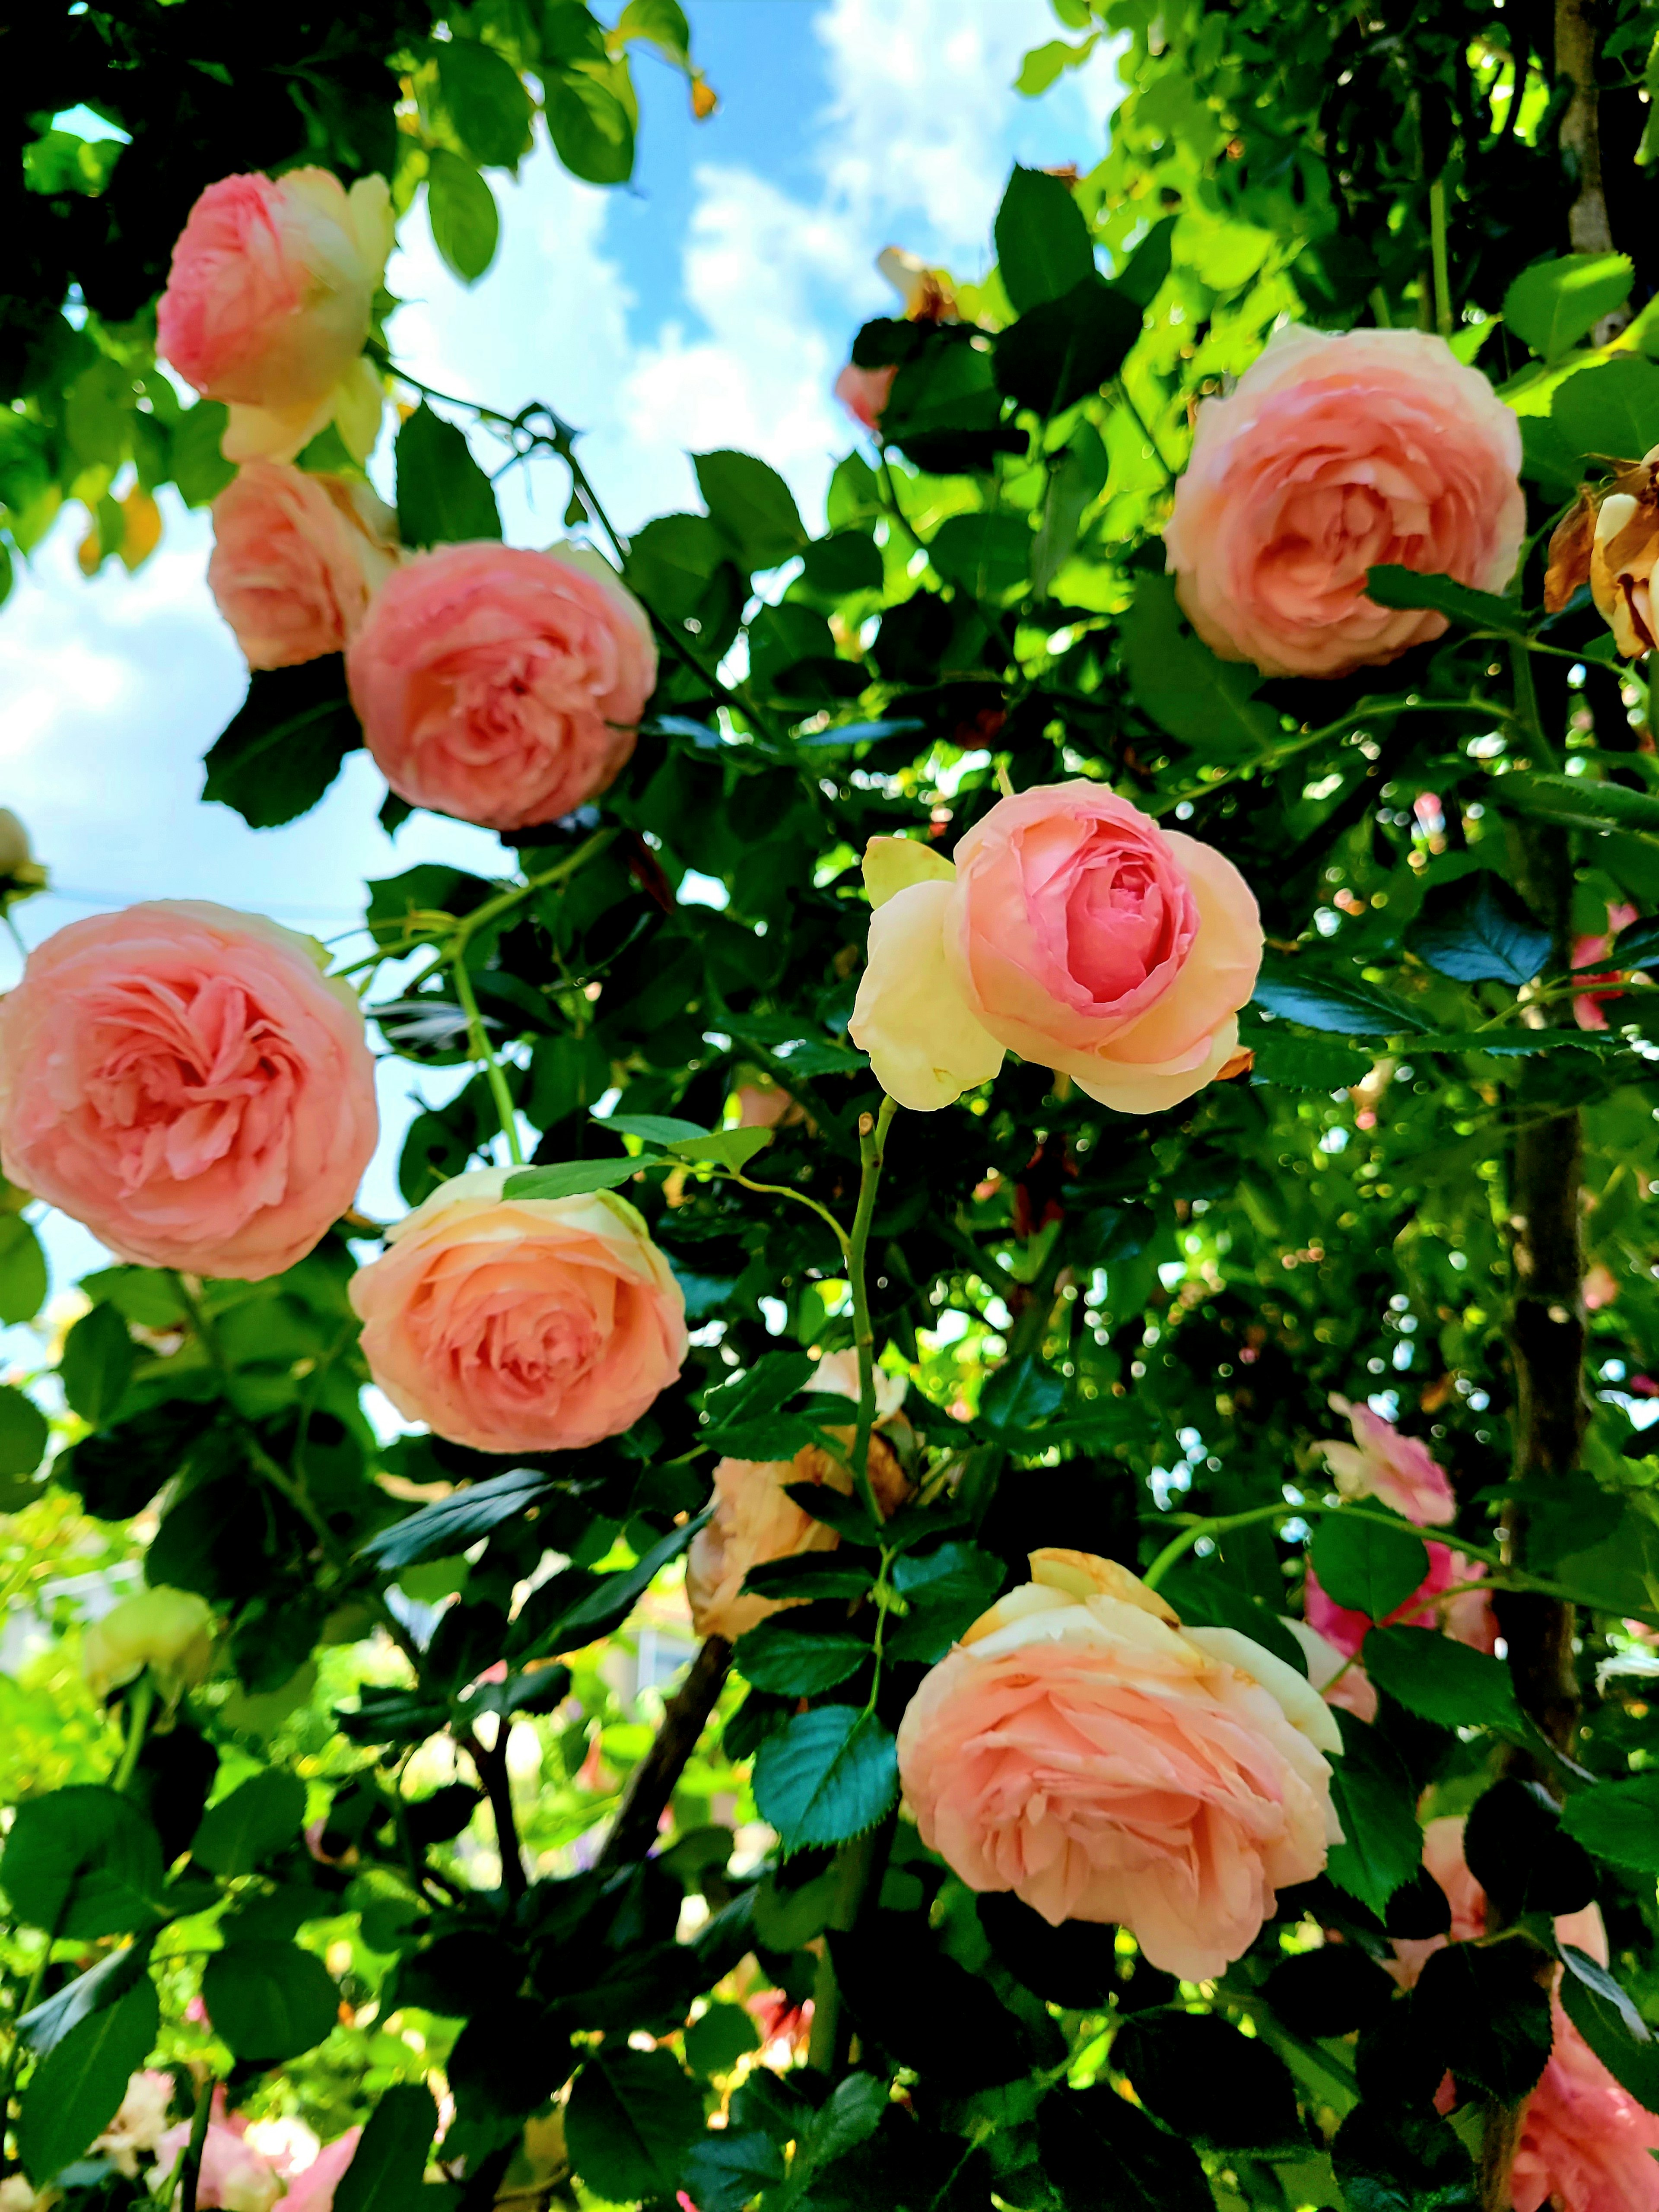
[{"xmin": 83, "ymin": 1585, "xmax": 214, "ymax": 1702}]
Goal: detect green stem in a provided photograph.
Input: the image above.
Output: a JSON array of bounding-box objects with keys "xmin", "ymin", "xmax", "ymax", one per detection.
[
  {"xmin": 877, "ymin": 452, "xmax": 929, "ymax": 555},
  {"xmin": 722, "ymin": 1170, "xmax": 851, "ymax": 1258},
  {"xmin": 847, "ymin": 1098, "xmax": 899, "ymax": 1524},
  {"xmin": 1429, "ymin": 176, "xmax": 1455, "ymax": 337},
  {"xmin": 111, "ymin": 1675, "xmax": 155, "ymax": 1794},
  {"xmin": 1510, "ymin": 639, "xmax": 1554, "ymax": 767},
  {"xmin": 451, "ymin": 953, "xmax": 523, "ymax": 1166},
  {"xmin": 806, "ymin": 1816, "xmax": 894, "ymax": 2076},
  {"xmin": 179, "ymin": 2071, "xmax": 215, "ymax": 2212}
]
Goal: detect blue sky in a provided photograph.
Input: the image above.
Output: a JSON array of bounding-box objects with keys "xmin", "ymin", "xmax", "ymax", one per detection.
[{"xmin": 0, "ymin": 0, "xmax": 1116, "ymax": 1288}]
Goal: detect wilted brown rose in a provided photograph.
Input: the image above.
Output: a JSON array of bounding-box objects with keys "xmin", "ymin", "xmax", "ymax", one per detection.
[
  {"xmin": 1543, "ymin": 491, "xmax": 1597, "ymax": 616},
  {"xmin": 1588, "ymin": 448, "xmax": 1659, "ymax": 656}
]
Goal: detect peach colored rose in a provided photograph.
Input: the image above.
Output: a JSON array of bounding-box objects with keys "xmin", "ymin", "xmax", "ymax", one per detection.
[
  {"xmin": 895, "ymin": 1550, "xmax": 1341, "ymax": 1979},
  {"xmin": 1394, "ymin": 1820, "xmax": 1659, "ymax": 2212},
  {"xmin": 1316, "ymin": 1394, "xmax": 1456, "ymax": 1525},
  {"xmin": 0, "ymin": 902, "xmax": 377, "ymax": 1280},
  {"xmin": 1164, "ymin": 326, "xmax": 1525, "ymax": 679},
  {"xmin": 280, "ymin": 2132, "xmax": 361, "ymax": 2212},
  {"xmin": 687, "ymin": 1354, "xmax": 910, "ymax": 1641},
  {"xmin": 834, "ymin": 362, "xmax": 896, "ymax": 432},
  {"xmin": 209, "ymin": 462, "xmax": 398, "ymax": 669},
  {"xmin": 345, "ymin": 543, "xmax": 656, "ymax": 832},
  {"xmin": 1573, "ymin": 902, "xmax": 1637, "ymax": 1030},
  {"xmin": 349, "ymin": 1167, "xmax": 687, "ymax": 1454},
  {"xmin": 1304, "ymin": 1541, "xmax": 1497, "ymax": 1663},
  {"xmin": 849, "ymin": 783, "xmax": 1262, "ymax": 1115},
  {"xmin": 151, "ymin": 2121, "xmax": 283, "ymax": 2212},
  {"xmin": 157, "ymin": 168, "xmax": 392, "ymax": 464}
]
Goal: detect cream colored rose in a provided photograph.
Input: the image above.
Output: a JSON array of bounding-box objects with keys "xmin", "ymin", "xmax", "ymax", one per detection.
[{"xmin": 83, "ymin": 1586, "xmax": 214, "ymax": 1701}]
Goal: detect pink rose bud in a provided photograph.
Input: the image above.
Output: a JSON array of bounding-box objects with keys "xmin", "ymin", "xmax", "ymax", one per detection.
[
  {"xmin": 349, "ymin": 1168, "xmax": 687, "ymax": 1455},
  {"xmin": 345, "ymin": 543, "xmax": 657, "ymax": 832},
  {"xmin": 1316, "ymin": 1393, "xmax": 1456, "ymax": 1525},
  {"xmin": 849, "ymin": 781, "xmax": 1262, "ymax": 1115},
  {"xmin": 157, "ymin": 169, "xmax": 393, "ymax": 464},
  {"xmin": 896, "ymin": 1548, "xmax": 1341, "ymax": 1980},
  {"xmin": 1163, "ymin": 327, "xmax": 1526, "ymax": 678},
  {"xmin": 0, "ymin": 902, "xmax": 378, "ymax": 1279},
  {"xmin": 209, "ymin": 461, "xmax": 399, "ymax": 669},
  {"xmin": 833, "ymin": 362, "xmax": 897, "ymax": 432}
]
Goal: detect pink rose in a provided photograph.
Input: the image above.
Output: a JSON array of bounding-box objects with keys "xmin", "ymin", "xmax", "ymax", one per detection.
[
  {"xmin": 1573, "ymin": 902, "xmax": 1637, "ymax": 1030},
  {"xmin": 895, "ymin": 1549, "xmax": 1341, "ymax": 1980},
  {"xmin": 1316, "ymin": 1394, "xmax": 1456, "ymax": 1525},
  {"xmin": 349, "ymin": 1168, "xmax": 687, "ymax": 1454},
  {"xmin": 157, "ymin": 169, "xmax": 392, "ymax": 464},
  {"xmin": 1303, "ymin": 1541, "xmax": 1497, "ymax": 1663},
  {"xmin": 1283, "ymin": 1615, "xmax": 1379, "ymax": 1726},
  {"xmin": 833, "ymin": 362, "xmax": 896, "ymax": 432},
  {"xmin": 1164, "ymin": 327, "xmax": 1526, "ymax": 679},
  {"xmin": 0, "ymin": 902, "xmax": 378, "ymax": 1279},
  {"xmin": 687, "ymin": 1355, "xmax": 909, "ymax": 1640},
  {"xmin": 849, "ymin": 782, "xmax": 1262, "ymax": 1114},
  {"xmin": 345, "ymin": 543, "xmax": 657, "ymax": 832},
  {"xmin": 151, "ymin": 2122, "xmax": 283, "ymax": 2212},
  {"xmin": 280, "ymin": 2131, "xmax": 361, "ymax": 2212},
  {"xmin": 209, "ymin": 462, "xmax": 398, "ymax": 670}
]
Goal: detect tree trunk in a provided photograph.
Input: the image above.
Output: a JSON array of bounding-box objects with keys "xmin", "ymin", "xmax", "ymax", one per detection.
[{"xmin": 594, "ymin": 1635, "xmax": 731, "ymax": 1869}]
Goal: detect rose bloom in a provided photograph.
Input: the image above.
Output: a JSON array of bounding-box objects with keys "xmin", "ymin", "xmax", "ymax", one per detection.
[
  {"xmin": 1573, "ymin": 901, "xmax": 1637, "ymax": 1031},
  {"xmin": 209, "ymin": 461, "xmax": 398, "ymax": 669},
  {"xmin": 278, "ymin": 2131, "xmax": 361, "ymax": 2212},
  {"xmin": 1590, "ymin": 457, "xmax": 1659, "ymax": 657},
  {"xmin": 896, "ymin": 1548, "xmax": 1341, "ymax": 1980},
  {"xmin": 157, "ymin": 168, "xmax": 392, "ymax": 464},
  {"xmin": 833, "ymin": 362, "xmax": 896, "ymax": 432},
  {"xmin": 1392, "ymin": 1819, "xmax": 1659, "ymax": 2212},
  {"xmin": 687, "ymin": 1354, "xmax": 911, "ymax": 1641},
  {"xmin": 93, "ymin": 2071, "xmax": 175, "ymax": 2177},
  {"xmin": 350, "ymin": 1168, "xmax": 687, "ymax": 1455},
  {"xmin": 151, "ymin": 2122, "xmax": 283, "ymax": 2212},
  {"xmin": 1283, "ymin": 1614, "xmax": 1379, "ymax": 1725},
  {"xmin": 83, "ymin": 1586, "xmax": 213, "ymax": 1702},
  {"xmin": 0, "ymin": 902, "xmax": 378, "ymax": 1279},
  {"xmin": 1164, "ymin": 326, "xmax": 1526, "ymax": 679},
  {"xmin": 849, "ymin": 782, "xmax": 1262, "ymax": 1115},
  {"xmin": 345, "ymin": 542, "xmax": 656, "ymax": 833},
  {"xmin": 1316, "ymin": 1393, "xmax": 1455, "ymax": 1525},
  {"xmin": 1304, "ymin": 1541, "xmax": 1497, "ymax": 1662}
]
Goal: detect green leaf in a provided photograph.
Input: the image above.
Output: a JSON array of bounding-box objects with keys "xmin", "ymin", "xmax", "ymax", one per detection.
[
  {"xmin": 1332, "ymin": 2105, "xmax": 1477, "ymax": 2212},
  {"xmin": 201, "ymin": 1940, "xmax": 339, "ymax": 2063},
  {"xmin": 928, "ymin": 511, "xmax": 1032, "ymax": 601},
  {"xmin": 668, "ymin": 1128, "xmax": 775, "ymax": 1171},
  {"xmin": 1504, "ymin": 254, "xmax": 1634, "ymax": 359},
  {"xmin": 743, "ymin": 1557, "xmax": 875, "ymax": 1604},
  {"xmin": 0, "ymin": 1383, "xmax": 48, "ymax": 1481},
  {"xmin": 19, "ymin": 1934, "xmax": 155, "ymax": 2058},
  {"xmin": 994, "ymin": 164, "xmax": 1095, "ymax": 314},
  {"xmin": 1112, "ymin": 2010, "xmax": 1303, "ymax": 2151},
  {"xmin": 800, "ymin": 532, "xmax": 883, "ymax": 596},
  {"xmin": 1253, "ymin": 956, "xmax": 1427, "ymax": 1036},
  {"xmin": 60, "ymin": 1300, "xmax": 134, "ymax": 1428},
  {"xmin": 190, "ymin": 1770, "xmax": 306, "ymax": 1878},
  {"xmin": 1121, "ymin": 573, "xmax": 1279, "ymax": 758},
  {"xmin": 979, "ymin": 1354, "xmax": 1065, "ymax": 1435},
  {"xmin": 566, "ymin": 2047, "xmax": 704, "ymax": 2201},
  {"xmin": 395, "ymin": 402, "xmax": 502, "ymax": 547},
  {"xmin": 425, "ymin": 146, "xmax": 500, "ymax": 283},
  {"xmin": 680, "ymin": 2129, "xmax": 785, "ymax": 2212},
  {"xmin": 539, "ymin": 1510, "xmax": 710, "ymax": 1648},
  {"xmin": 624, "ymin": 512, "xmax": 735, "ymax": 622},
  {"xmin": 1325, "ymin": 1714, "xmax": 1424, "ymax": 1921},
  {"xmin": 605, "ymin": 1112, "xmax": 708, "ymax": 1144},
  {"xmin": 1491, "ymin": 770, "xmax": 1659, "ymax": 837},
  {"xmin": 1407, "ymin": 872, "xmax": 1551, "ymax": 985},
  {"xmin": 1041, "ymin": 2085, "xmax": 1214, "ymax": 2212},
  {"xmin": 753, "ymin": 1707, "xmax": 899, "ymax": 1854},
  {"xmin": 1310, "ymin": 1514, "xmax": 1429, "ymax": 1619},
  {"xmin": 1363, "ymin": 566, "xmax": 1529, "ymax": 638},
  {"xmin": 1560, "ymin": 1770, "xmax": 1659, "ymax": 1871},
  {"xmin": 1362, "ymin": 1627, "xmax": 1520, "ymax": 1732},
  {"xmin": 1247, "ymin": 1033, "xmax": 1373, "ymax": 1091},
  {"xmin": 435, "ymin": 36, "xmax": 534, "ymax": 169},
  {"xmin": 793, "ymin": 2071, "xmax": 891, "ymax": 2186},
  {"xmin": 16, "ymin": 1978, "xmax": 159, "ymax": 2185},
  {"xmin": 334, "ymin": 2082, "xmax": 440, "ymax": 2212},
  {"xmin": 1560, "ymin": 1945, "xmax": 1659, "ymax": 2114},
  {"xmin": 1416, "ymin": 1938, "xmax": 1553, "ymax": 2101},
  {"xmin": 616, "ymin": 0, "xmax": 693, "ymax": 68},
  {"xmin": 884, "ymin": 1542, "xmax": 1006, "ymax": 1664},
  {"xmin": 733, "ymin": 1619, "xmax": 870, "ymax": 1695},
  {"xmin": 0, "ymin": 1786, "xmax": 163, "ymax": 1939},
  {"xmin": 683, "ymin": 2002, "xmax": 762, "ymax": 2081},
  {"xmin": 171, "ymin": 401, "xmax": 237, "ymax": 506},
  {"xmin": 363, "ymin": 1467, "xmax": 553, "ymax": 1572},
  {"xmin": 543, "ymin": 62, "xmax": 636, "ymax": 186},
  {"xmin": 1117, "ymin": 215, "xmax": 1177, "ymax": 309},
  {"xmin": 695, "ymin": 451, "xmax": 807, "ymax": 570},
  {"xmin": 503, "ymin": 1157, "xmax": 651, "ymax": 1199},
  {"xmin": 1553, "ymin": 353, "xmax": 1659, "ymax": 466},
  {"xmin": 1015, "ymin": 35, "xmax": 1098, "ymax": 97},
  {"xmin": 202, "ymin": 658, "xmax": 361, "ymax": 829},
  {"xmin": 995, "ymin": 275, "xmax": 1142, "ymax": 417},
  {"xmin": 0, "ymin": 1214, "xmax": 47, "ymax": 1324}
]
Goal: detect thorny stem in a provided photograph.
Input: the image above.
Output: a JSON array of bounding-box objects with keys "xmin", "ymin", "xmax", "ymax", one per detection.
[
  {"xmin": 1428, "ymin": 176, "xmax": 1455, "ymax": 337},
  {"xmin": 848, "ymin": 1098, "xmax": 899, "ymax": 1526},
  {"xmin": 451, "ymin": 952, "xmax": 523, "ymax": 1166},
  {"xmin": 594, "ymin": 1635, "xmax": 733, "ymax": 1868}
]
